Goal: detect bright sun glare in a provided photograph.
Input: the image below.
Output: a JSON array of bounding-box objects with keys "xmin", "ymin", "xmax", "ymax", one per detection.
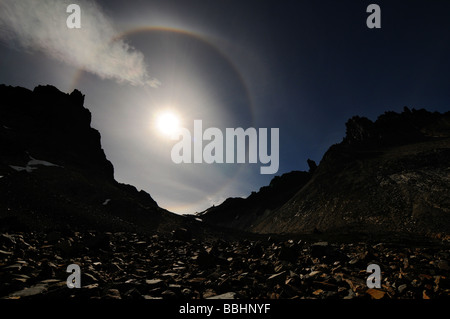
[{"xmin": 156, "ymin": 111, "xmax": 181, "ymax": 138}]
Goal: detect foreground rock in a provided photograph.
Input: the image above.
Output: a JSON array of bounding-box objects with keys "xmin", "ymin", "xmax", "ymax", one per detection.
[{"xmin": 0, "ymin": 231, "xmax": 449, "ymax": 299}]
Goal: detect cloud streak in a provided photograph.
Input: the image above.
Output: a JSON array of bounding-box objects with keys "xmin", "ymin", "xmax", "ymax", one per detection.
[{"xmin": 0, "ymin": 0, "xmax": 159, "ymax": 87}]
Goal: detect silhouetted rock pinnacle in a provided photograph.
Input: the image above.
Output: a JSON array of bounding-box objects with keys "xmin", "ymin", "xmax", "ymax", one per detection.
[
  {"xmin": 203, "ymin": 108, "xmax": 450, "ymax": 239},
  {"xmin": 0, "ymin": 84, "xmax": 113, "ymax": 179},
  {"xmin": 0, "ymin": 84, "xmax": 185, "ymax": 234}
]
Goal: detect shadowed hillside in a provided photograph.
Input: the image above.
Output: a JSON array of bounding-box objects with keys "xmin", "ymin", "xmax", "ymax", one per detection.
[
  {"xmin": 199, "ymin": 170, "xmax": 312, "ymax": 230},
  {"xmin": 0, "ymin": 84, "xmax": 190, "ymax": 234},
  {"xmin": 203, "ymin": 108, "xmax": 450, "ymax": 239}
]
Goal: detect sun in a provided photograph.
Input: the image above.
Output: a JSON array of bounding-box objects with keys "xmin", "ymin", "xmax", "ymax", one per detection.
[{"xmin": 156, "ymin": 111, "xmax": 181, "ymax": 138}]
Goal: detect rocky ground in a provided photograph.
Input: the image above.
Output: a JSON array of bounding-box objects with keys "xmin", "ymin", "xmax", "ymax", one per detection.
[{"xmin": 0, "ymin": 230, "xmax": 449, "ymax": 300}]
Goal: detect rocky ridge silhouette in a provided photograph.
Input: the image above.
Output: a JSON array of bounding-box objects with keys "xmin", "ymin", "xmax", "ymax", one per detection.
[
  {"xmin": 0, "ymin": 84, "xmax": 190, "ymax": 234},
  {"xmin": 202, "ymin": 107, "xmax": 450, "ymax": 239}
]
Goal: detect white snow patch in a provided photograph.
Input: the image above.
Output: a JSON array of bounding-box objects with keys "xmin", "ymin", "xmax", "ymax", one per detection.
[
  {"xmin": 9, "ymin": 165, "xmax": 35, "ymax": 173},
  {"xmin": 9, "ymin": 156, "xmax": 62, "ymax": 173},
  {"xmin": 195, "ymin": 218, "xmax": 203, "ymax": 222},
  {"xmin": 0, "ymin": 175, "xmax": 3, "ymax": 179},
  {"xmin": 102, "ymin": 199, "xmax": 111, "ymax": 206}
]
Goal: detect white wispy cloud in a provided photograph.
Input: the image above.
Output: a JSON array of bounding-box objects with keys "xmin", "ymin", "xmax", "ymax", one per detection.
[{"xmin": 0, "ymin": 0, "xmax": 160, "ymax": 87}]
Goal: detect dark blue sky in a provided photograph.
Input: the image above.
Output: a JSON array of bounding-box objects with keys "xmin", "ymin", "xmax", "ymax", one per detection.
[{"xmin": 1, "ymin": 0, "xmax": 449, "ymax": 213}]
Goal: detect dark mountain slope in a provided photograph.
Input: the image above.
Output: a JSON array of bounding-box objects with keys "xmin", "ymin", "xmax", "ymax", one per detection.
[
  {"xmin": 0, "ymin": 84, "xmax": 187, "ymax": 234},
  {"xmin": 255, "ymin": 108, "xmax": 450, "ymax": 237},
  {"xmin": 204, "ymin": 108, "xmax": 450, "ymax": 238},
  {"xmin": 199, "ymin": 170, "xmax": 312, "ymax": 230}
]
